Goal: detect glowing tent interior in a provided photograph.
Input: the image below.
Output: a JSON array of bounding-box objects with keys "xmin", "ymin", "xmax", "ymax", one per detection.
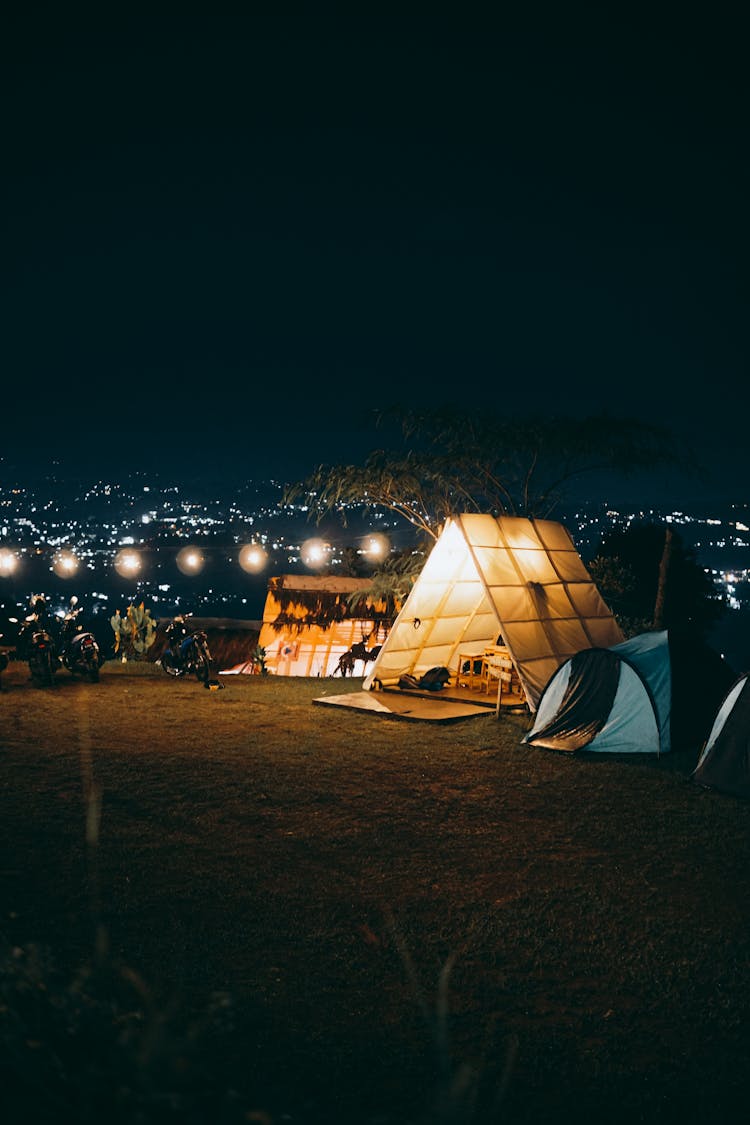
[{"xmin": 362, "ymin": 514, "xmax": 623, "ymax": 711}]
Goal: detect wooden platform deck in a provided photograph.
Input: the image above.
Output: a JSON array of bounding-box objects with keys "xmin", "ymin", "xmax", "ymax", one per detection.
[{"xmin": 313, "ymin": 681, "xmax": 528, "ymax": 723}]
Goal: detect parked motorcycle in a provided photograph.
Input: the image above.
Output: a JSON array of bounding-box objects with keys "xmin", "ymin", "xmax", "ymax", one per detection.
[
  {"xmin": 58, "ymin": 596, "xmax": 103, "ymax": 682},
  {"xmin": 161, "ymin": 615, "xmax": 213, "ymax": 685},
  {"xmin": 16, "ymin": 596, "xmax": 59, "ymax": 686}
]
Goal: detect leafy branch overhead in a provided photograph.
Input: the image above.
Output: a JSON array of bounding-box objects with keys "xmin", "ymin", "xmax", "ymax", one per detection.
[
  {"xmin": 345, "ymin": 548, "xmax": 426, "ymax": 618},
  {"xmin": 285, "ymin": 408, "xmax": 687, "ymax": 540}
]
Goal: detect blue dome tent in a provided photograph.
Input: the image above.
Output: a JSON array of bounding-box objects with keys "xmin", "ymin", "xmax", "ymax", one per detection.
[{"xmin": 522, "ymin": 630, "xmax": 672, "ymax": 754}]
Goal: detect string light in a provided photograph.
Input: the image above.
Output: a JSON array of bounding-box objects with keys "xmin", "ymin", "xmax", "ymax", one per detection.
[
  {"xmin": 52, "ymin": 550, "xmax": 79, "ymax": 578},
  {"xmin": 0, "ymin": 530, "xmax": 397, "ymax": 590},
  {"xmin": 238, "ymin": 543, "xmax": 268, "ymax": 573},
  {"xmin": 301, "ymin": 538, "xmax": 329, "ymax": 569},
  {"xmin": 0, "ymin": 548, "xmax": 18, "ymax": 576},
  {"xmin": 361, "ymin": 533, "xmax": 389, "ymax": 559},
  {"xmin": 176, "ymin": 546, "xmax": 205, "ymax": 575},
  {"xmin": 114, "ymin": 549, "xmax": 142, "ymax": 577}
]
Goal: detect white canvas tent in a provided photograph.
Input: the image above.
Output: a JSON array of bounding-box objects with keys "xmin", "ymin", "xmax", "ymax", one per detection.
[{"xmin": 362, "ymin": 514, "xmax": 623, "ymax": 711}]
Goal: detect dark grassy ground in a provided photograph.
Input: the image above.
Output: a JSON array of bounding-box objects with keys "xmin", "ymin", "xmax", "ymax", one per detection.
[{"xmin": 1, "ymin": 659, "xmax": 749, "ymax": 1124}]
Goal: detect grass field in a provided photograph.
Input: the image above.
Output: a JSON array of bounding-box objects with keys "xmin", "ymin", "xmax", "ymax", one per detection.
[{"xmin": 1, "ymin": 658, "xmax": 749, "ymax": 1124}]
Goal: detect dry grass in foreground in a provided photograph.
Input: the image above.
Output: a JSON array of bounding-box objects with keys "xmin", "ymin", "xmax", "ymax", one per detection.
[{"xmin": 1, "ymin": 659, "xmax": 749, "ymax": 1125}]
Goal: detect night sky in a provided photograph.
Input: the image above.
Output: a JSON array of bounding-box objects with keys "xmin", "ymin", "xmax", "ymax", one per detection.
[{"xmin": 2, "ymin": 5, "xmax": 748, "ymax": 498}]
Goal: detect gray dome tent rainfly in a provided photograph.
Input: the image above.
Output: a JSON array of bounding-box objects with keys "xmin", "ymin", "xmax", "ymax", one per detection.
[{"xmin": 692, "ymin": 672, "xmax": 750, "ymax": 798}]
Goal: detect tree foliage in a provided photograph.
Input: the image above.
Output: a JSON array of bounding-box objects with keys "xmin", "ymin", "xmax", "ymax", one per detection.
[
  {"xmin": 345, "ymin": 547, "xmax": 426, "ymax": 620},
  {"xmin": 285, "ymin": 407, "xmax": 686, "ymax": 541},
  {"xmin": 589, "ymin": 524, "xmax": 726, "ymax": 639}
]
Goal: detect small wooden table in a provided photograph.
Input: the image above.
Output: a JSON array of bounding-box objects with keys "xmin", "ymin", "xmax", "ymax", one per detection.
[{"xmin": 455, "ymin": 650, "xmax": 486, "ymax": 690}]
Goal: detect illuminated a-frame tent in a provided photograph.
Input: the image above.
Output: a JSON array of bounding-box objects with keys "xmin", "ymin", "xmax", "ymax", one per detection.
[
  {"xmin": 256, "ymin": 575, "xmax": 390, "ymax": 677},
  {"xmin": 362, "ymin": 514, "xmax": 623, "ymax": 711}
]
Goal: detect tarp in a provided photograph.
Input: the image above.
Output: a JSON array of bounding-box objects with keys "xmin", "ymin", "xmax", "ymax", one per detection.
[
  {"xmin": 312, "ymin": 690, "xmax": 491, "ymax": 723},
  {"xmin": 363, "ymin": 514, "xmax": 622, "ymax": 711}
]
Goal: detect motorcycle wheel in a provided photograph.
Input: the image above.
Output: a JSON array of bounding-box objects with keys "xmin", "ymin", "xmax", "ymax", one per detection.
[
  {"xmin": 193, "ymin": 647, "xmax": 211, "ymax": 685},
  {"xmin": 162, "ymin": 651, "xmax": 186, "ymax": 677},
  {"xmin": 88, "ymin": 660, "xmax": 100, "ymax": 683}
]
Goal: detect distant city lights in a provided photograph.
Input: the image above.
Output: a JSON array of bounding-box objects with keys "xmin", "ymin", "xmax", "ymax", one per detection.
[{"xmin": 1, "ymin": 477, "xmax": 749, "ymax": 634}]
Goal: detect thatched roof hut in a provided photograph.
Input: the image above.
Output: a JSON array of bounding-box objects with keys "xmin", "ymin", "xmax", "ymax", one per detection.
[{"xmin": 256, "ymin": 575, "xmax": 392, "ymax": 677}]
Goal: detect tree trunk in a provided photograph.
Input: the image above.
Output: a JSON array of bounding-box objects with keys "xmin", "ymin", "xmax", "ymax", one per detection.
[{"xmin": 653, "ymin": 527, "xmax": 673, "ymax": 630}]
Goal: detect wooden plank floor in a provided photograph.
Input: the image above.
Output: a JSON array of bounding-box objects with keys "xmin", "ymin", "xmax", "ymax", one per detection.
[
  {"xmin": 313, "ymin": 680, "xmax": 529, "ymax": 721},
  {"xmin": 382, "ymin": 680, "xmax": 528, "ymax": 711}
]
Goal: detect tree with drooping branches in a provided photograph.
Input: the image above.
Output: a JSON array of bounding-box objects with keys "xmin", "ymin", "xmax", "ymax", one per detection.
[{"xmin": 285, "ymin": 407, "xmax": 689, "ymax": 542}]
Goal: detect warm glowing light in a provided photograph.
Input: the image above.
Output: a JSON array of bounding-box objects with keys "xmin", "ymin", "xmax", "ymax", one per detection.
[
  {"xmin": 362, "ymin": 533, "xmax": 389, "ymax": 559},
  {"xmin": 176, "ymin": 546, "xmax": 205, "ymax": 575},
  {"xmin": 52, "ymin": 550, "xmax": 79, "ymax": 578},
  {"xmin": 0, "ymin": 548, "xmax": 18, "ymax": 576},
  {"xmin": 419, "ymin": 520, "xmax": 465, "ymax": 581},
  {"xmin": 301, "ymin": 538, "xmax": 329, "ymax": 569},
  {"xmin": 114, "ymin": 549, "xmax": 142, "ymax": 578},
  {"xmin": 239, "ymin": 543, "xmax": 268, "ymax": 573}
]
